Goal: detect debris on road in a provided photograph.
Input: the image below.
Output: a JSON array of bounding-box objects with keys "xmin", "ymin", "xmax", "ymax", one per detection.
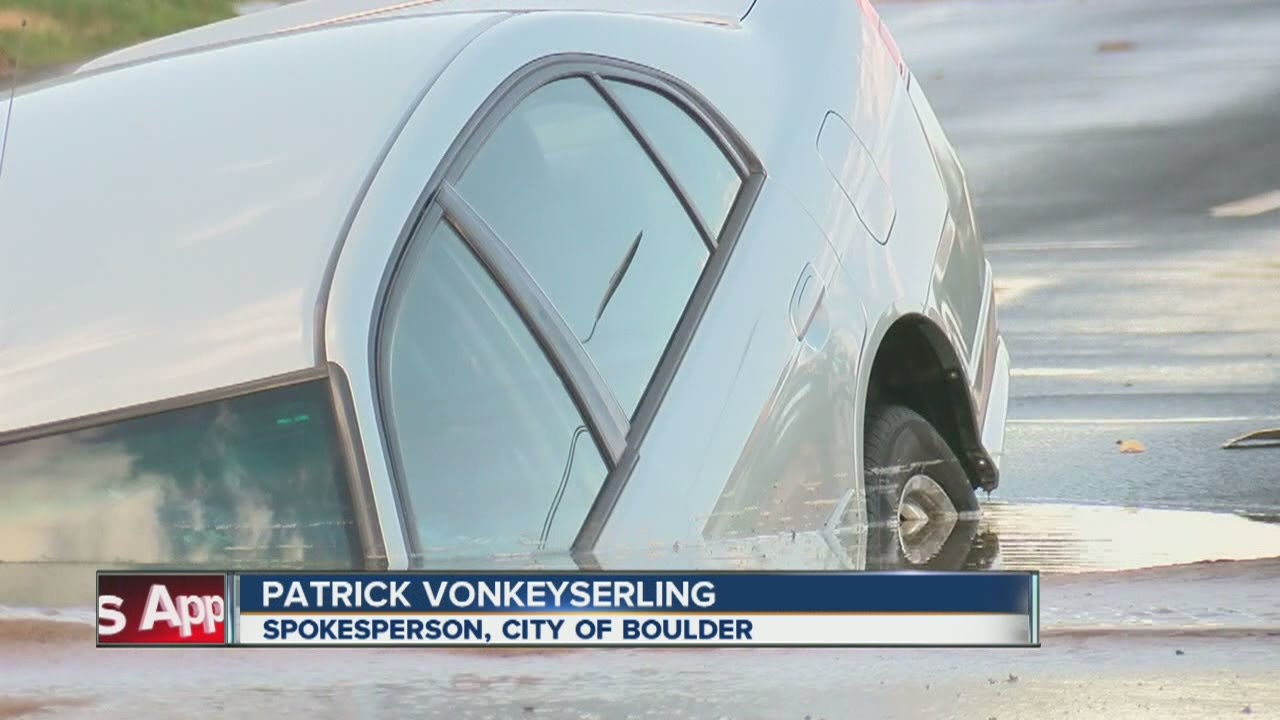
[
  {"xmin": 1117, "ymin": 439, "xmax": 1147, "ymax": 454},
  {"xmin": 1222, "ymin": 428, "xmax": 1280, "ymax": 450}
]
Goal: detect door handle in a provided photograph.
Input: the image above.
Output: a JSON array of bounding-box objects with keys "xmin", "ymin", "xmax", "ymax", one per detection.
[{"xmin": 789, "ymin": 263, "xmax": 826, "ymax": 341}]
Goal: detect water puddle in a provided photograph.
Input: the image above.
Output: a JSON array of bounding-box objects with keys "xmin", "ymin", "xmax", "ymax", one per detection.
[{"xmin": 977, "ymin": 501, "xmax": 1280, "ymax": 573}]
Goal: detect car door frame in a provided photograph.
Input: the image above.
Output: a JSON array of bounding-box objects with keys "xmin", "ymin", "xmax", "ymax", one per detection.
[{"xmin": 356, "ymin": 53, "xmax": 766, "ymax": 567}]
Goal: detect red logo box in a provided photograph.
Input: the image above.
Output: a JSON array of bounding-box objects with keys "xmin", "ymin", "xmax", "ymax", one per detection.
[{"xmin": 97, "ymin": 573, "xmax": 228, "ymax": 646}]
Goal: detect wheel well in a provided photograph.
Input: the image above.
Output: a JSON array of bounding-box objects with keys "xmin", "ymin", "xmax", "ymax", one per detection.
[{"xmin": 866, "ymin": 316, "xmax": 998, "ymax": 491}]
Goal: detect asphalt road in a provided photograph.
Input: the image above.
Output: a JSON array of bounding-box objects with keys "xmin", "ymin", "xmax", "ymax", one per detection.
[{"xmin": 881, "ymin": 0, "xmax": 1280, "ymax": 516}]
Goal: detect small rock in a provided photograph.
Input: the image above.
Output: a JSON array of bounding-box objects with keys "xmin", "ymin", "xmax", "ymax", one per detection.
[
  {"xmin": 522, "ymin": 706, "xmax": 535, "ymax": 714},
  {"xmin": 1242, "ymin": 706, "xmax": 1253, "ymax": 715},
  {"xmin": 1175, "ymin": 649, "xmax": 1185, "ymax": 656},
  {"xmin": 1007, "ymin": 673, "xmax": 1019, "ymax": 683}
]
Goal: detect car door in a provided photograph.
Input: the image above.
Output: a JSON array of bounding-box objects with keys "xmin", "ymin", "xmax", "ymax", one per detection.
[
  {"xmin": 592, "ymin": 175, "xmax": 868, "ymax": 571},
  {"xmin": 370, "ymin": 62, "xmax": 761, "ymax": 568},
  {"xmin": 326, "ymin": 17, "xmax": 868, "ymax": 569}
]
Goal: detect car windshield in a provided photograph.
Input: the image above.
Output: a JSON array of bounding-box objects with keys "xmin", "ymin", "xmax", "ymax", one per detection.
[{"xmin": 0, "ymin": 379, "xmax": 360, "ymax": 569}]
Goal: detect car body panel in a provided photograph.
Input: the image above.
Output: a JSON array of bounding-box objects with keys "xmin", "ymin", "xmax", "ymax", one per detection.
[
  {"xmin": 737, "ymin": 0, "xmax": 950, "ymax": 326},
  {"xmin": 594, "ymin": 181, "xmax": 864, "ymax": 565},
  {"xmin": 749, "ymin": 0, "xmax": 999, "ymax": 477},
  {"xmin": 911, "ymin": 76, "xmax": 992, "ymax": 383},
  {"xmin": 729, "ymin": 1, "xmax": 997, "ymax": 483},
  {"xmin": 982, "ymin": 338, "xmax": 1011, "ymax": 470},
  {"xmin": 0, "ymin": 13, "xmax": 496, "ymax": 436},
  {"xmin": 816, "ymin": 111, "xmax": 896, "ymax": 245}
]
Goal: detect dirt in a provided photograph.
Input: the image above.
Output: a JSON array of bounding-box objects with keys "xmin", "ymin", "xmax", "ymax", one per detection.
[
  {"xmin": 0, "ymin": 10, "xmax": 62, "ymax": 32},
  {"xmin": 0, "ymin": 620, "xmax": 92, "ymax": 645},
  {"xmin": 0, "ymin": 698, "xmax": 90, "ymax": 720}
]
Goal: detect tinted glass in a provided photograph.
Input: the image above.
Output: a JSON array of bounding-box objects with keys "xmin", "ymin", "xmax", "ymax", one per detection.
[
  {"xmin": 381, "ymin": 222, "xmax": 609, "ymax": 560},
  {"xmin": 607, "ymin": 79, "xmax": 742, "ymax": 236},
  {"xmin": 455, "ymin": 77, "xmax": 708, "ymax": 415},
  {"xmin": 0, "ymin": 381, "xmax": 359, "ymax": 567}
]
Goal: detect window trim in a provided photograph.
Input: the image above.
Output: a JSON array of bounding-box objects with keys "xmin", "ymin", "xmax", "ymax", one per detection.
[
  {"xmin": 326, "ymin": 362, "xmax": 391, "ymax": 569},
  {"xmin": 437, "ymin": 182, "xmax": 631, "ymax": 463},
  {"xmin": 588, "ymin": 74, "xmax": 715, "ymax": 249},
  {"xmin": 370, "ymin": 54, "xmax": 765, "ymax": 566},
  {"xmin": 0, "ymin": 365, "xmax": 386, "ymax": 569},
  {"xmin": 574, "ymin": 171, "xmax": 763, "ymax": 556},
  {"xmin": 374, "ymin": 208, "xmax": 622, "ymax": 559},
  {"xmin": 0, "ymin": 367, "xmax": 326, "ymax": 445}
]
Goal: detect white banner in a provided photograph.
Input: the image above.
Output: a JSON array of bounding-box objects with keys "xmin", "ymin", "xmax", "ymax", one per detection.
[{"xmin": 236, "ymin": 612, "xmax": 1033, "ymax": 647}]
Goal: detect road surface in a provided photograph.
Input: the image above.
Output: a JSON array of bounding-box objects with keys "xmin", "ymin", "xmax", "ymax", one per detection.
[{"xmin": 887, "ymin": 0, "xmax": 1280, "ymax": 515}]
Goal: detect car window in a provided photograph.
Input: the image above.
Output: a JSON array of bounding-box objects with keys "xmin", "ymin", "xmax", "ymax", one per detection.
[
  {"xmin": 605, "ymin": 79, "xmax": 742, "ymax": 236},
  {"xmin": 380, "ymin": 221, "xmax": 609, "ymax": 560},
  {"xmin": 0, "ymin": 381, "xmax": 360, "ymax": 567},
  {"xmin": 454, "ymin": 77, "xmax": 709, "ymax": 415}
]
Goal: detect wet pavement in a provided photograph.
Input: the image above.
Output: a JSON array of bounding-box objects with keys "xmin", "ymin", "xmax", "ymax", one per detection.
[
  {"xmin": 4, "ymin": 0, "xmax": 1280, "ymax": 717},
  {"xmin": 886, "ymin": 0, "xmax": 1280, "ymax": 515}
]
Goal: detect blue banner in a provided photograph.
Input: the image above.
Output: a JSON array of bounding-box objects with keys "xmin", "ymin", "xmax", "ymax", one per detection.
[{"xmin": 235, "ymin": 572, "xmax": 1035, "ymax": 615}]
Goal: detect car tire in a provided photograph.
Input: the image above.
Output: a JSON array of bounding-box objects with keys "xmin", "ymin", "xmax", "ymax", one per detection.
[{"xmin": 863, "ymin": 404, "xmax": 979, "ymax": 570}]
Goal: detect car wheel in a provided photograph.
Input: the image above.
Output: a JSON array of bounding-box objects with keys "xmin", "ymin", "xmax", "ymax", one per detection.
[{"xmin": 863, "ymin": 404, "xmax": 979, "ymax": 569}]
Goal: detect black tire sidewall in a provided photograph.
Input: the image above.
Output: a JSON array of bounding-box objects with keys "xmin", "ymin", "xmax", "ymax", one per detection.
[{"xmin": 863, "ymin": 404, "xmax": 979, "ymax": 569}]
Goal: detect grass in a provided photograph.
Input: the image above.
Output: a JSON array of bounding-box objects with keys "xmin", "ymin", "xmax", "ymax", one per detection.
[{"xmin": 0, "ymin": 0, "xmax": 239, "ymax": 80}]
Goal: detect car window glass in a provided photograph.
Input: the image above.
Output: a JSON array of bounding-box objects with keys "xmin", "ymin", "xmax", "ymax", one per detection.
[
  {"xmin": 0, "ymin": 381, "xmax": 360, "ymax": 567},
  {"xmin": 606, "ymin": 79, "xmax": 742, "ymax": 236},
  {"xmin": 381, "ymin": 221, "xmax": 609, "ymax": 559},
  {"xmin": 455, "ymin": 77, "xmax": 708, "ymax": 415}
]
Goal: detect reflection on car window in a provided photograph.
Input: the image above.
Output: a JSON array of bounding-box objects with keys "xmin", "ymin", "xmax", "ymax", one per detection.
[
  {"xmin": 606, "ymin": 79, "xmax": 742, "ymax": 236},
  {"xmin": 381, "ymin": 221, "xmax": 609, "ymax": 560},
  {"xmin": 455, "ymin": 77, "xmax": 708, "ymax": 415},
  {"xmin": 0, "ymin": 381, "xmax": 360, "ymax": 567}
]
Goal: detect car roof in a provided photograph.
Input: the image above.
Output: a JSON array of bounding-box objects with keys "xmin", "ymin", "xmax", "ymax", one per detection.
[
  {"xmin": 79, "ymin": 0, "xmax": 754, "ymax": 74},
  {"xmin": 0, "ymin": 12, "xmax": 502, "ymax": 435}
]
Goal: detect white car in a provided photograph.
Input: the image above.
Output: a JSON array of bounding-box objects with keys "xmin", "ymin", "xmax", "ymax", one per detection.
[{"xmin": 0, "ymin": 0, "xmax": 1008, "ymax": 586}]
